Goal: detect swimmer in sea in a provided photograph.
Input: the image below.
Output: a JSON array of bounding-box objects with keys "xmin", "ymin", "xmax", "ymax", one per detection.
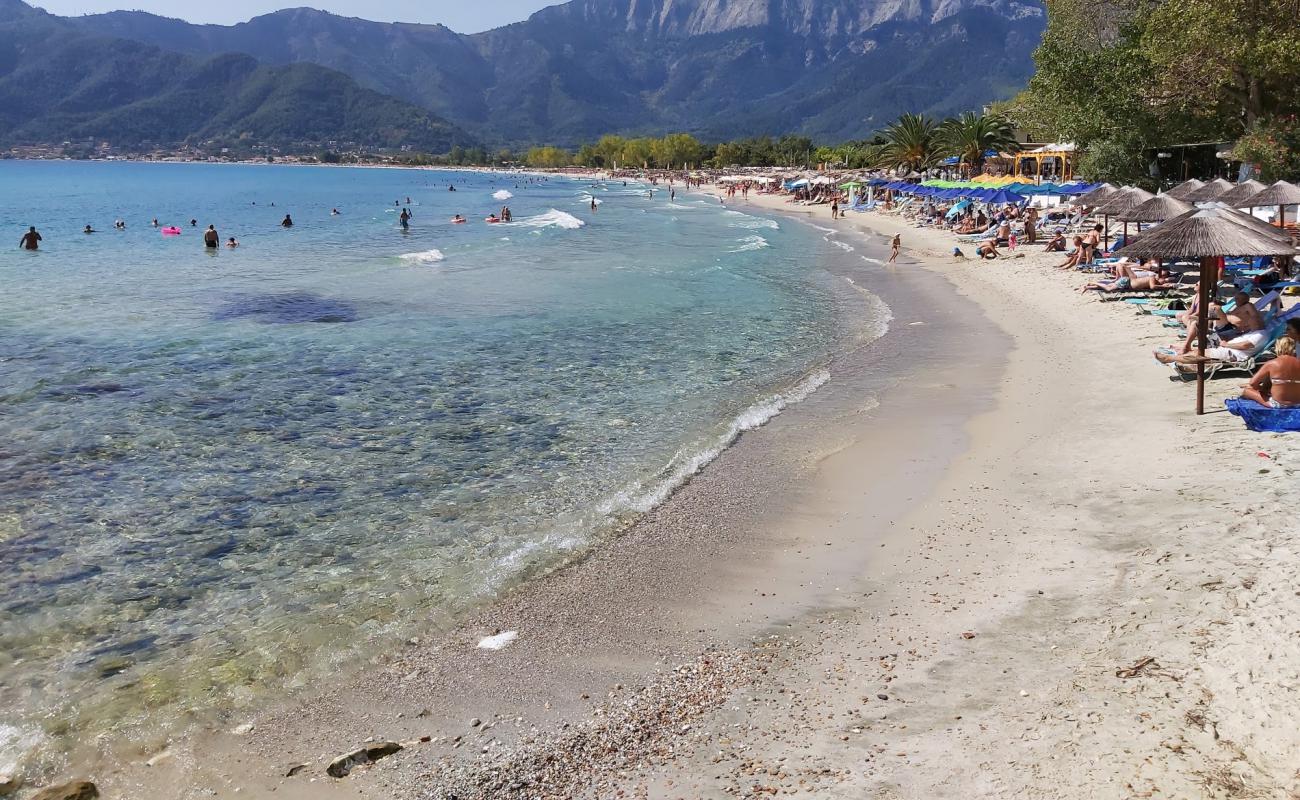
[
  {"xmin": 114, "ymin": 219, "xmax": 125, "ymax": 230},
  {"xmin": 84, "ymin": 224, "xmax": 95, "ymax": 234},
  {"xmin": 190, "ymin": 219, "xmax": 197, "ymax": 227},
  {"xmin": 331, "ymin": 208, "xmax": 340, "ymax": 216},
  {"xmin": 204, "ymin": 224, "xmax": 219, "ymax": 249},
  {"xmin": 451, "ymin": 214, "xmax": 465, "ymax": 223},
  {"xmin": 19, "ymin": 226, "xmax": 41, "ymax": 250},
  {"xmin": 226, "ymin": 237, "xmax": 239, "ymax": 248},
  {"xmin": 281, "ymin": 214, "xmax": 294, "ymax": 228},
  {"xmin": 151, "ymin": 218, "xmax": 159, "ymax": 227}
]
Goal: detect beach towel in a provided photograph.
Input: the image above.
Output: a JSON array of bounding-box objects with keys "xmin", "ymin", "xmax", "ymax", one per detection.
[{"xmin": 1225, "ymin": 398, "xmax": 1300, "ymax": 432}]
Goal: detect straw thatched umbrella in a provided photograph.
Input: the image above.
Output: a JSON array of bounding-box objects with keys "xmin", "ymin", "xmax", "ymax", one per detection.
[
  {"xmin": 1165, "ymin": 179, "xmax": 1205, "ymax": 201},
  {"xmin": 1075, "ymin": 183, "xmax": 1117, "ymax": 207},
  {"xmin": 1116, "ymin": 194, "xmax": 1194, "ymax": 253},
  {"xmin": 1201, "ymin": 201, "xmax": 1297, "ymax": 246},
  {"xmin": 1118, "ymin": 194, "xmax": 1193, "ymax": 224},
  {"xmin": 1215, "ymin": 179, "xmax": 1267, "ymax": 209},
  {"xmin": 1117, "ymin": 206, "xmax": 1300, "ymax": 414},
  {"xmin": 1183, "ymin": 177, "xmax": 1235, "ymax": 203},
  {"xmin": 1093, "ymin": 186, "xmax": 1155, "ymax": 248},
  {"xmin": 1238, "ymin": 180, "xmax": 1300, "ymax": 232}
]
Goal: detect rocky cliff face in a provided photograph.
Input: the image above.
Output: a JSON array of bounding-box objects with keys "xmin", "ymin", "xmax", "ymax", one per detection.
[{"xmin": 63, "ymin": 0, "xmax": 1045, "ymax": 146}]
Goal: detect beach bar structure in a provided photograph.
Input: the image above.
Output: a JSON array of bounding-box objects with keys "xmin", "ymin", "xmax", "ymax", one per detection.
[
  {"xmin": 1118, "ymin": 207, "xmax": 1298, "ymax": 414},
  {"xmin": 1008, "ymin": 143, "xmax": 1075, "ymax": 183}
]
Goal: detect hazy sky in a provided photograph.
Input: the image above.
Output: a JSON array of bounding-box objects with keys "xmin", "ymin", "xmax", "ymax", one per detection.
[{"xmin": 32, "ymin": 0, "xmax": 560, "ymax": 32}]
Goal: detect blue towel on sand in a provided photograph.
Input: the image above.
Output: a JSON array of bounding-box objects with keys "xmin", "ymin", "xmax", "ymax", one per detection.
[{"xmin": 1225, "ymin": 398, "xmax": 1300, "ymax": 432}]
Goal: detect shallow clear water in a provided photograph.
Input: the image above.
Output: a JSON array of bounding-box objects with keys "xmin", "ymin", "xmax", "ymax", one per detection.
[{"xmin": 0, "ymin": 162, "xmax": 874, "ymax": 769}]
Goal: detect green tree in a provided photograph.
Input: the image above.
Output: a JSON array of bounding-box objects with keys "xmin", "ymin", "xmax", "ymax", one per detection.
[
  {"xmin": 713, "ymin": 141, "xmax": 745, "ymax": 167},
  {"xmin": 879, "ymin": 113, "xmax": 941, "ymax": 173},
  {"xmin": 1142, "ymin": 0, "xmax": 1300, "ymax": 128},
  {"xmin": 594, "ymin": 135, "xmax": 627, "ymax": 167},
  {"xmin": 524, "ymin": 146, "xmax": 572, "ymax": 168},
  {"xmin": 620, "ymin": 138, "xmax": 654, "ymax": 168},
  {"xmin": 652, "ymin": 133, "xmax": 703, "ymax": 168},
  {"xmin": 937, "ymin": 112, "xmax": 1021, "ymax": 173}
]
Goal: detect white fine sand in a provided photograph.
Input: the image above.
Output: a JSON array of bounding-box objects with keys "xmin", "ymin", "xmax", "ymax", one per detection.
[
  {"xmin": 637, "ymin": 190, "xmax": 1300, "ymax": 798},
  {"xmin": 55, "ymin": 183, "xmax": 1300, "ymax": 800}
]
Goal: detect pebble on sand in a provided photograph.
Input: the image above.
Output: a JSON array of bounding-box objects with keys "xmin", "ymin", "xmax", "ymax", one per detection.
[{"xmin": 326, "ymin": 742, "xmax": 404, "ymax": 778}]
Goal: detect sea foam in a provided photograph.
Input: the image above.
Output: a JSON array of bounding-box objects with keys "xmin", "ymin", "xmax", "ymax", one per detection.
[
  {"xmin": 600, "ymin": 368, "xmax": 831, "ymax": 516},
  {"xmin": 492, "ymin": 190, "xmax": 513, "ymax": 201},
  {"xmin": 515, "ymin": 209, "xmax": 585, "ymax": 230},
  {"xmin": 729, "ymin": 235, "xmax": 770, "ymax": 252},
  {"xmin": 398, "ymin": 249, "xmax": 446, "ymax": 264}
]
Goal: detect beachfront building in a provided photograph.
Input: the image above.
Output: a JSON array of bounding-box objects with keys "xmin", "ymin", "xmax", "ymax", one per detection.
[{"xmin": 1145, "ymin": 141, "xmax": 1240, "ymax": 185}]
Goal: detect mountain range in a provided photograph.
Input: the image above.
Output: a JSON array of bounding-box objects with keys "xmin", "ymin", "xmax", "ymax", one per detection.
[{"xmin": 1, "ymin": 0, "xmax": 1046, "ymax": 151}]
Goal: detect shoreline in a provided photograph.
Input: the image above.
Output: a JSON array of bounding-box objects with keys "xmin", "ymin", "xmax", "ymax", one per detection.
[
  {"xmin": 19, "ymin": 180, "xmax": 1300, "ymax": 799},
  {"xmin": 61, "ymin": 186, "xmax": 1011, "ymax": 799}
]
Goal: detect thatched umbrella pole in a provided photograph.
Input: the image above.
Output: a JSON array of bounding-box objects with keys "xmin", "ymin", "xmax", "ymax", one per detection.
[{"xmin": 1195, "ymin": 257, "xmax": 1214, "ymax": 415}]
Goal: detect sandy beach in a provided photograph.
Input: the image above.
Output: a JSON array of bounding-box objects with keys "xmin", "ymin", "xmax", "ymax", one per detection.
[{"xmin": 43, "ymin": 184, "xmax": 1300, "ymax": 800}]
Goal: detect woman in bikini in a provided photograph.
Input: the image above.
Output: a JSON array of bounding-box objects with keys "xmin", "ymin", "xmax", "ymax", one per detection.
[{"xmin": 1241, "ymin": 333, "xmax": 1300, "ymax": 408}]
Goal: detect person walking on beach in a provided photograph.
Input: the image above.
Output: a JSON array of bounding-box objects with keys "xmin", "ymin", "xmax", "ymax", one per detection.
[
  {"xmin": 19, "ymin": 226, "xmax": 41, "ymax": 250},
  {"xmin": 204, "ymin": 225, "xmax": 219, "ymax": 249},
  {"xmin": 889, "ymin": 234, "xmax": 901, "ymax": 263},
  {"xmin": 1024, "ymin": 207, "xmax": 1038, "ymax": 244}
]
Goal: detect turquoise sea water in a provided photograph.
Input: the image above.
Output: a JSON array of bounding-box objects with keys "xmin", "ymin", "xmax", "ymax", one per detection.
[{"xmin": 0, "ymin": 161, "xmax": 875, "ymax": 771}]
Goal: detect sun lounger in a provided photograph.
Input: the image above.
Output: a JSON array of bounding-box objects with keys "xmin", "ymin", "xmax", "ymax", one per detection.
[{"xmin": 1168, "ymin": 304, "xmax": 1300, "ymax": 380}]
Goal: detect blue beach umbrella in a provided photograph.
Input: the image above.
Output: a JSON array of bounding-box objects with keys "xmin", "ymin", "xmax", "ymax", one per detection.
[{"xmin": 983, "ymin": 189, "xmax": 1027, "ymax": 205}]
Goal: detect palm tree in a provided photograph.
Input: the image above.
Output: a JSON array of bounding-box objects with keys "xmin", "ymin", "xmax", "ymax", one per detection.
[
  {"xmin": 879, "ymin": 113, "xmax": 941, "ymax": 173},
  {"xmin": 937, "ymin": 112, "xmax": 1021, "ymax": 174}
]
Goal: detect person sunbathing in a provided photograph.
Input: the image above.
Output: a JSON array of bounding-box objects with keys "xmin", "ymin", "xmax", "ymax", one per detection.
[
  {"xmin": 1054, "ymin": 236, "xmax": 1086, "ymax": 269},
  {"xmin": 1178, "ymin": 291, "xmax": 1265, "ymax": 355},
  {"xmin": 1154, "ymin": 328, "xmax": 1269, "ymax": 365},
  {"xmin": 1043, "ymin": 232, "xmax": 1066, "ymax": 252},
  {"xmin": 1079, "ymin": 266, "xmax": 1176, "ymax": 293},
  {"xmin": 1240, "ymin": 335, "xmax": 1300, "ymax": 408}
]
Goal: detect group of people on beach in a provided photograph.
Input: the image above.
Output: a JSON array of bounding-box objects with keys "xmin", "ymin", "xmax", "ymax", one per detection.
[{"xmin": 858, "ymin": 180, "xmax": 1300, "ymax": 411}]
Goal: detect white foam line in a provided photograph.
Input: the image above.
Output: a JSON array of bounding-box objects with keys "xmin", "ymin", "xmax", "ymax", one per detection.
[{"xmin": 600, "ymin": 369, "xmax": 831, "ymax": 516}]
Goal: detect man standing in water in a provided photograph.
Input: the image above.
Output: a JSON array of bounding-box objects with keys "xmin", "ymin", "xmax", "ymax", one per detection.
[
  {"xmin": 399, "ymin": 207, "xmax": 411, "ymax": 230},
  {"xmin": 19, "ymin": 226, "xmax": 41, "ymax": 250},
  {"xmin": 204, "ymin": 224, "xmax": 220, "ymax": 249},
  {"xmin": 281, "ymin": 214, "xmax": 294, "ymax": 228}
]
